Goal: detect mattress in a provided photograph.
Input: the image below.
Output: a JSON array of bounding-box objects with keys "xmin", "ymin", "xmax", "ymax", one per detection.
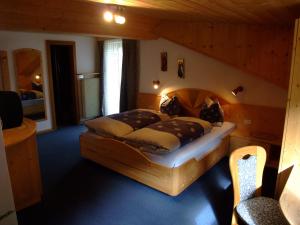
[
  {"xmin": 142, "ymin": 122, "xmax": 236, "ymax": 168},
  {"xmin": 22, "ymin": 98, "xmax": 44, "ymax": 107}
]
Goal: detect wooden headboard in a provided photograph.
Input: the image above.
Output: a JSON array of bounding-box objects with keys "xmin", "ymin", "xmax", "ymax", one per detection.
[
  {"xmin": 138, "ymin": 88, "xmax": 228, "ymax": 117},
  {"xmin": 137, "ymin": 88, "xmax": 286, "ymax": 140}
]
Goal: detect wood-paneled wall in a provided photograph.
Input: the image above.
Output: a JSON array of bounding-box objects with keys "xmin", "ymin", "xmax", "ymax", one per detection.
[
  {"xmin": 155, "ymin": 21, "xmax": 294, "ymax": 89},
  {"xmin": 0, "ymin": 0, "xmax": 159, "ymax": 40},
  {"xmin": 276, "ymin": 19, "xmax": 300, "ymax": 198},
  {"xmin": 138, "ymin": 92, "xmax": 286, "ymax": 141}
]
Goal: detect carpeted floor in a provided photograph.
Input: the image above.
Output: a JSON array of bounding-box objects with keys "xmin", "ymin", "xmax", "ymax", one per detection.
[{"xmin": 17, "ymin": 126, "xmax": 243, "ymax": 225}]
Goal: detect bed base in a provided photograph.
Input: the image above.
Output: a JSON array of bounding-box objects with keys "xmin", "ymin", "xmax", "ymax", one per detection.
[{"xmin": 80, "ymin": 132, "xmax": 230, "ymax": 196}]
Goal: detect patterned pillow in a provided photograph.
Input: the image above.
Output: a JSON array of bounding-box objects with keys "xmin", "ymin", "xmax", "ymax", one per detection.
[
  {"xmin": 160, "ymin": 96, "xmax": 181, "ymax": 116},
  {"xmin": 199, "ymin": 97, "xmax": 224, "ymax": 126}
]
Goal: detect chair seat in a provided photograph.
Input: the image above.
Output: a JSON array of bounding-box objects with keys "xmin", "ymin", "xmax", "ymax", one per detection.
[{"xmin": 236, "ymin": 196, "xmax": 289, "ymax": 225}]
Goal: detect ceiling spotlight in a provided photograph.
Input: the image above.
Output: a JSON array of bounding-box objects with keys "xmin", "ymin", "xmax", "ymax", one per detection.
[
  {"xmin": 103, "ymin": 11, "xmax": 113, "ymax": 22},
  {"xmin": 114, "ymin": 14, "xmax": 126, "ymax": 24}
]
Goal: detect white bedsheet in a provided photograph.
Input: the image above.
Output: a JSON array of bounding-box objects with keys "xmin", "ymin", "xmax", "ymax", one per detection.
[{"xmin": 142, "ymin": 122, "xmax": 236, "ymax": 168}]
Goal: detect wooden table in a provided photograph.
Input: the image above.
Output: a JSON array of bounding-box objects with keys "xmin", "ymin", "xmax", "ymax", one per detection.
[{"xmin": 3, "ymin": 118, "xmax": 42, "ymax": 211}]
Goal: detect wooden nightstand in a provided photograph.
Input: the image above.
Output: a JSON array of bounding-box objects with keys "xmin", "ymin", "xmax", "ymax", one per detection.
[
  {"xmin": 230, "ymin": 131, "xmax": 282, "ymax": 169},
  {"xmin": 3, "ymin": 118, "xmax": 42, "ymax": 211}
]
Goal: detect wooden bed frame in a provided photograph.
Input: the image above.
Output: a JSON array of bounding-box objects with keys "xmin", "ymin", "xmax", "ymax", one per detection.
[{"xmin": 80, "ymin": 88, "xmax": 233, "ymax": 196}]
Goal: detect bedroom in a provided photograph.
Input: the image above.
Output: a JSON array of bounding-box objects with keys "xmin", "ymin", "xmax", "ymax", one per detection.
[{"xmin": 0, "ymin": 1, "xmax": 299, "ymax": 225}]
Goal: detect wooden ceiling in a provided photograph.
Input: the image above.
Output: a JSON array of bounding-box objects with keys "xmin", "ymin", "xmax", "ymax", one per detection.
[
  {"xmin": 86, "ymin": 0, "xmax": 300, "ymax": 24},
  {"xmin": 1, "ymin": 0, "xmax": 299, "ymax": 40},
  {"xmin": 0, "ymin": 0, "xmax": 298, "ymax": 89}
]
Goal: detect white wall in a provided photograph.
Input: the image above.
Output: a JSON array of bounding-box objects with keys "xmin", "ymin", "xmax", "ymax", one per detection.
[
  {"xmin": 0, "ymin": 31, "xmax": 97, "ymax": 132},
  {"xmin": 0, "ymin": 125, "xmax": 18, "ymax": 225},
  {"xmin": 140, "ymin": 38, "xmax": 287, "ymax": 108}
]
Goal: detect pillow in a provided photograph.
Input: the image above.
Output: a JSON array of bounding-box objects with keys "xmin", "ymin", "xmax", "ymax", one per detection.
[
  {"xmin": 32, "ymin": 82, "xmax": 43, "ymax": 92},
  {"xmin": 31, "ymin": 90, "xmax": 43, "ymax": 99},
  {"xmin": 20, "ymin": 90, "xmax": 37, "ymax": 100},
  {"xmin": 199, "ymin": 97, "xmax": 224, "ymax": 126},
  {"xmin": 160, "ymin": 96, "xmax": 181, "ymax": 116}
]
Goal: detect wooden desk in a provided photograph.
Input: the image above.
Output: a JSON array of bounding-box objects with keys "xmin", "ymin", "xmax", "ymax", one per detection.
[{"xmin": 3, "ymin": 118, "xmax": 42, "ymax": 211}]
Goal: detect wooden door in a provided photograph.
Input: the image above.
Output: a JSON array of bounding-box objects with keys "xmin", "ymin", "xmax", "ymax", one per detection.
[{"xmin": 46, "ymin": 41, "xmax": 80, "ymax": 128}]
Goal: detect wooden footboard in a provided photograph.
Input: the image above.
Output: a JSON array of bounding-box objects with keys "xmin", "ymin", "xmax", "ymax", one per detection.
[{"xmin": 80, "ymin": 132, "xmax": 229, "ymax": 196}]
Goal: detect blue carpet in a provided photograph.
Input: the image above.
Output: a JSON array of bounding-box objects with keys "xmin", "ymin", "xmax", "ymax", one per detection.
[{"xmin": 17, "ymin": 126, "xmax": 234, "ymax": 225}]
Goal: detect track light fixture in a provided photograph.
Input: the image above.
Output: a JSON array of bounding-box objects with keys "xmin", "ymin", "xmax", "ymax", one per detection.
[
  {"xmin": 103, "ymin": 11, "xmax": 113, "ymax": 22},
  {"xmin": 103, "ymin": 6, "xmax": 126, "ymax": 25}
]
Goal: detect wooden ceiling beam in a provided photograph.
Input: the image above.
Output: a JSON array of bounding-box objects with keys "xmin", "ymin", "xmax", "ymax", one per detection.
[{"xmin": 0, "ymin": 0, "xmax": 160, "ymax": 40}]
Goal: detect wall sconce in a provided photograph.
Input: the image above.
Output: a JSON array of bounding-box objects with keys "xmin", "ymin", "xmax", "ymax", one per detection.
[
  {"xmin": 232, "ymin": 86, "xmax": 244, "ymax": 96},
  {"xmin": 34, "ymin": 74, "xmax": 41, "ymax": 83},
  {"xmin": 35, "ymin": 74, "xmax": 41, "ymax": 81},
  {"xmin": 153, "ymin": 80, "xmax": 160, "ymax": 89},
  {"xmin": 160, "ymin": 94, "xmax": 169, "ymax": 105}
]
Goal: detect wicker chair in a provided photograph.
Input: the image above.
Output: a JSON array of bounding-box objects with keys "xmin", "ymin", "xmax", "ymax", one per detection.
[{"xmin": 229, "ymin": 146, "xmax": 289, "ymax": 225}]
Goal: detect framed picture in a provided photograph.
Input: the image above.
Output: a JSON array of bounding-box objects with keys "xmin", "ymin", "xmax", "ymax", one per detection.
[
  {"xmin": 177, "ymin": 58, "xmax": 185, "ymax": 79},
  {"xmin": 161, "ymin": 52, "xmax": 167, "ymax": 71}
]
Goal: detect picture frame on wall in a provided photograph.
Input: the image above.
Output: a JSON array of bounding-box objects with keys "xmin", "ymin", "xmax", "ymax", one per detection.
[
  {"xmin": 161, "ymin": 52, "xmax": 167, "ymax": 71},
  {"xmin": 177, "ymin": 58, "xmax": 184, "ymax": 79}
]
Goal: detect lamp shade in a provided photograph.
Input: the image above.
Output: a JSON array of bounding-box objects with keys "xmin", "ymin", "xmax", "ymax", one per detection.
[
  {"xmin": 232, "ymin": 86, "xmax": 244, "ymax": 96},
  {"xmin": 153, "ymin": 80, "xmax": 160, "ymax": 89}
]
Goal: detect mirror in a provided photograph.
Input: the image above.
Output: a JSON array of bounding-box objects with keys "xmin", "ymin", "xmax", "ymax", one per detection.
[{"xmin": 14, "ymin": 48, "xmax": 46, "ymax": 121}]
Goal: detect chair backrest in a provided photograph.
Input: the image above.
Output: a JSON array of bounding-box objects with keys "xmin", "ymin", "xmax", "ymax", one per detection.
[{"xmin": 230, "ymin": 146, "xmax": 267, "ymax": 209}]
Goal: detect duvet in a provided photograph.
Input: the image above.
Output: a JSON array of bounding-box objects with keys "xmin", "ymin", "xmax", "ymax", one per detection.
[
  {"xmin": 124, "ymin": 117, "xmax": 212, "ymax": 154},
  {"xmin": 85, "ymin": 109, "xmax": 169, "ymax": 138}
]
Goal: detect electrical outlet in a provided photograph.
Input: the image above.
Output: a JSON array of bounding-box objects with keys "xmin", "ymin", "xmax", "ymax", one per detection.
[{"xmin": 244, "ymin": 119, "xmax": 252, "ymax": 125}]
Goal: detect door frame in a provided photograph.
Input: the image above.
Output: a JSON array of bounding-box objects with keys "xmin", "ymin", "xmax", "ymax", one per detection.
[
  {"xmin": 0, "ymin": 50, "xmax": 11, "ymax": 91},
  {"xmin": 46, "ymin": 40, "xmax": 80, "ymax": 129}
]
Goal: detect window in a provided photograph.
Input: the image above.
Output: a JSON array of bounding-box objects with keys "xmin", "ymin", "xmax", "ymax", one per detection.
[{"xmin": 103, "ymin": 39, "xmax": 123, "ymax": 115}]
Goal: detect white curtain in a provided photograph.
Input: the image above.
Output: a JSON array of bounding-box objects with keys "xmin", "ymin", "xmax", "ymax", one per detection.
[{"xmin": 103, "ymin": 39, "xmax": 123, "ymax": 116}]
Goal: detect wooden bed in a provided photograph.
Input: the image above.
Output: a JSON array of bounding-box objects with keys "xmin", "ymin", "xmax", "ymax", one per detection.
[{"xmin": 80, "ymin": 88, "xmax": 232, "ymax": 196}]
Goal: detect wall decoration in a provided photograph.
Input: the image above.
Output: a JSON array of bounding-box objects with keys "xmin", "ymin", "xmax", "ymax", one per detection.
[
  {"xmin": 177, "ymin": 58, "xmax": 185, "ymax": 78},
  {"xmin": 161, "ymin": 52, "xmax": 167, "ymax": 71}
]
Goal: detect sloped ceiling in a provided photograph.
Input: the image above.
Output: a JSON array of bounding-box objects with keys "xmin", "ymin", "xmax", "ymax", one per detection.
[
  {"xmin": 85, "ymin": 0, "xmax": 298, "ymax": 88},
  {"xmin": 0, "ymin": 0, "xmax": 298, "ymax": 88},
  {"xmin": 155, "ymin": 21, "xmax": 293, "ymax": 89}
]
